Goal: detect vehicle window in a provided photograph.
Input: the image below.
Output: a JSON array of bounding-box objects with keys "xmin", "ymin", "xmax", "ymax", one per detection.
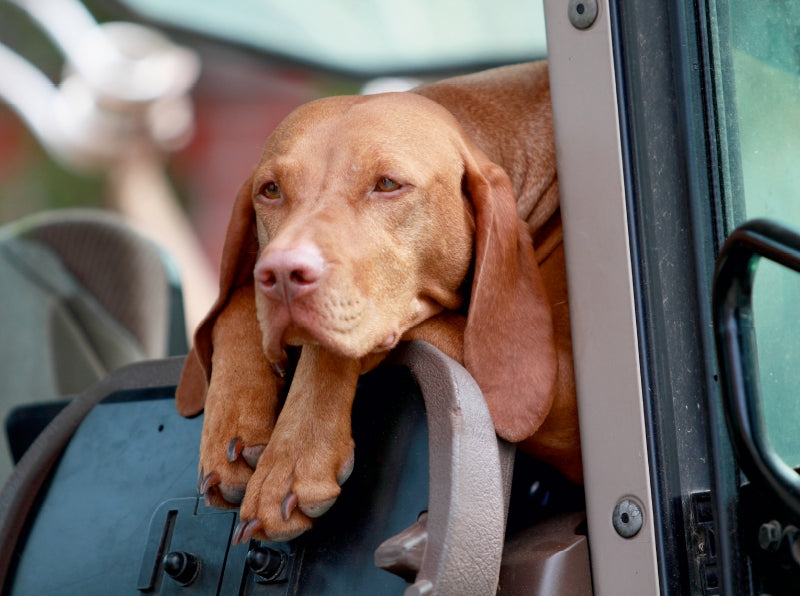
[{"xmin": 727, "ymin": 0, "xmax": 800, "ymax": 467}]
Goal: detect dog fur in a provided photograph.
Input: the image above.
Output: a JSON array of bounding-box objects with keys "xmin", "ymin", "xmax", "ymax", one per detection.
[{"xmin": 176, "ymin": 61, "xmax": 580, "ymax": 543}]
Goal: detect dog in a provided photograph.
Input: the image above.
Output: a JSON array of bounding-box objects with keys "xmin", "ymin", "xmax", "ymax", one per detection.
[{"xmin": 175, "ymin": 61, "xmax": 581, "ymax": 543}]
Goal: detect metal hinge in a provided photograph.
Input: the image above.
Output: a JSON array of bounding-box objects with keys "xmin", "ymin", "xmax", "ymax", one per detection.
[{"xmin": 690, "ymin": 491, "xmax": 719, "ymax": 595}]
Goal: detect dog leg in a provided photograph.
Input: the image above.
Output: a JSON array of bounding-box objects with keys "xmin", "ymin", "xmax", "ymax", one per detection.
[
  {"xmin": 198, "ymin": 285, "xmax": 283, "ymax": 508},
  {"xmin": 402, "ymin": 311, "xmax": 467, "ymax": 364},
  {"xmin": 234, "ymin": 344, "xmax": 361, "ymax": 542}
]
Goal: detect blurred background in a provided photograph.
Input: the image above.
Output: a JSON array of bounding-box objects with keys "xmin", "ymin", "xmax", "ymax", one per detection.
[{"xmin": 0, "ymin": 0, "xmax": 547, "ymax": 332}]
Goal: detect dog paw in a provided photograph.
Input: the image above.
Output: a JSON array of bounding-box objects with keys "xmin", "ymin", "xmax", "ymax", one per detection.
[
  {"xmin": 198, "ymin": 435, "xmax": 270, "ymax": 509},
  {"xmin": 232, "ymin": 427, "xmax": 355, "ymax": 543},
  {"xmin": 197, "ymin": 386, "xmax": 279, "ymax": 509},
  {"xmin": 198, "ymin": 441, "xmax": 267, "ymax": 509}
]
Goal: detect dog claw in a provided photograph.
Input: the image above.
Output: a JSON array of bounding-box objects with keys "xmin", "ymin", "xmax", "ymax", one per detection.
[
  {"xmin": 200, "ymin": 472, "xmax": 221, "ymax": 495},
  {"xmin": 233, "ymin": 519, "xmax": 263, "ymax": 545},
  {"xmin": 227, "ymin": 437, "xmax": 244, "ymax": 463},
  {"xmin": 225, "ymin": 437, "xmax": 264, "ymax": 469},
  {"xmin": 271, "ymin": 360, "xmax": 287, "ymax": 378},
  {"xmin": 281, "ymin": 492, "xmax": 298, "ymax": 521}
]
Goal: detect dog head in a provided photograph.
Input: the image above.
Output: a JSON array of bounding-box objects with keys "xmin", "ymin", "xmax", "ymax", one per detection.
[
  {"xmin": 177, "ymin": 91, "xmax": 557, "ymax": 442},
  {"xmin": 248, "ymin": 94, "xmax": 476, "ymax": 363}
]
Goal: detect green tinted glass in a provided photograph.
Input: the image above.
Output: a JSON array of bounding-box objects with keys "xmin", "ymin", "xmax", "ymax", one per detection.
[{"xmin": 730, "ymin": 0, "xmax": 800, "ymax": 467}]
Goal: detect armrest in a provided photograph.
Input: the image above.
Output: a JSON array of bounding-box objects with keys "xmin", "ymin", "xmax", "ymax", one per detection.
[{"xmin": 378, "ymin": 340, "xmax": 515, "ymax": 595}]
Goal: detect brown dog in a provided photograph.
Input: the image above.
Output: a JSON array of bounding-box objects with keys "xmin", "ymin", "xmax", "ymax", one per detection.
[{"xmin": 176, "ymin": 61, "xmax": 581, "ymax": 543}]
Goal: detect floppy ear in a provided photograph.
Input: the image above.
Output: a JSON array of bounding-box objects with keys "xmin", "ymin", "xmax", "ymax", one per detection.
[
  {"xmin": 462, "ymin": 147, "xmax": 558, "ymax": 442},
  {"xmin": 175, "ymin": 176, "xmax": 259, "ymax": 416}
]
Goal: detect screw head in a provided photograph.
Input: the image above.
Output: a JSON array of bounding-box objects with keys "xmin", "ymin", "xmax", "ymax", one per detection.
[
  {"xmin": 568, "ymin": 0, "xmax": 598, "ymax": 30},
  {"xmin": 613, "ymin": 498, "xmax": 644, "ymax": 538}
]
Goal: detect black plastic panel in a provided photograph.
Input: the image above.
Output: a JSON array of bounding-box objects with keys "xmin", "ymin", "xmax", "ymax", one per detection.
[{"xmin": 9, "ymin": 366, "xmax": 428, "ymax": 595}]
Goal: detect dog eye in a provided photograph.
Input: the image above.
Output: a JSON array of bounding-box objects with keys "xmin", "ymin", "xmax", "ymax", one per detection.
[
  {"xmin": 259, "ymin": 181, "xmax": 281, "ymax": 200},
  {"xmin": 375, "ymin": 177, "xmax": 401, "ymax": 193}
]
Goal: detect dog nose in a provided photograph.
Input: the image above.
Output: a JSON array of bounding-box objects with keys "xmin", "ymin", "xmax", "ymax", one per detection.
[{"xmin": 255, "ymin": 244, "xmax": 324, "ymax": 303}]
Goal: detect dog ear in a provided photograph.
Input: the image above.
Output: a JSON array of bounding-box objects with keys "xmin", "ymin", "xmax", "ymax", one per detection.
[
  {"xmin": 461, "ymin": 146, "xmax": 558, "ymax": 442},
  {"xmin": 175, "ymin": 177, "xmax": 259, "ymax": 416}
]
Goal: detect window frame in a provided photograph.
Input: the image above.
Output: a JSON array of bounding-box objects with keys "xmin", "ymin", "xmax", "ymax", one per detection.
[{"xmin": 545, "ymin": 0, "xmax": 745, "ymax": 592}]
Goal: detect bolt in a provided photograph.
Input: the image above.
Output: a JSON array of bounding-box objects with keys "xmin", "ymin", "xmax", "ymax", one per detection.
[
  {"xmin": 758, "ymin": 520, "xmax": 782, "ymax": 552},
  {"xmin": 568, "ymin": 0, "xmax": 598, "ymax": 30},
  {"xmin": 247, "ymin": 545, "xmax": 287, "ymax": 583},
  {"xmin": 613, "ymin": 498, "xmax": 644, "ymax": 538},
  {"xmin": 163, "ymin": 551, "xmax": 201, "ymax": 586}
]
